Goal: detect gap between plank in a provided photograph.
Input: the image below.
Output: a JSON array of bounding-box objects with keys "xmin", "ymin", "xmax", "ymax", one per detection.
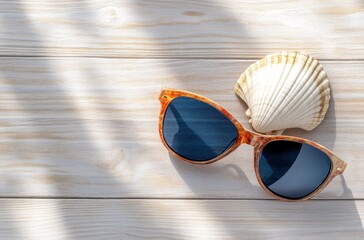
[
  {"xmin": 0, "ymin": 196, "xmax": 361, "ymax": 201},
  {"xmin": 0, "ymin": 55, "xmax": 363, "ymax": 62}
]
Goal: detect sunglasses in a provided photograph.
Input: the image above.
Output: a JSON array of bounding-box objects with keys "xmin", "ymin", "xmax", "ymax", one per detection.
[{"xmin": 158, "ymin": 88, "xmax": 348, "ymax": 201}]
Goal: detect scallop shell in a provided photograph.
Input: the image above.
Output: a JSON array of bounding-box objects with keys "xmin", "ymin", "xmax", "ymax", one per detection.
[{"xmin": 235, "ymin": 51, "xmax": 330, "ymax": 135}]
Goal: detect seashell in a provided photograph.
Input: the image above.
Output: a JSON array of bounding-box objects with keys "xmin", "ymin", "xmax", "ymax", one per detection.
[{"xmin": 235, "ymin": 51, "xmax": 330, "ymax": 135}]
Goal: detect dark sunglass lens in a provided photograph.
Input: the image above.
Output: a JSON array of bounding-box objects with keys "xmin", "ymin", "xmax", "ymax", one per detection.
[
  {"xmin": 162, "ymin": 96, "xmax": 238, "ymax": 161},
  {"xmin": 259, "ymin": 140, "xmax": 332, "ymax": 199}
]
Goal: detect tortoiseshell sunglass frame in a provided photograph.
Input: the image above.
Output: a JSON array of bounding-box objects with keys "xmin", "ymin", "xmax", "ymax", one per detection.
[{"xmin": 158, "ymin": 88, "xmax": 347, "ymax": 201}]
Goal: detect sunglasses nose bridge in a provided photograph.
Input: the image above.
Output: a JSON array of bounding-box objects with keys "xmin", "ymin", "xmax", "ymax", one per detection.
[{"xmin": 238, "ymin": 128, "xmax": 255, "ymax": 145}]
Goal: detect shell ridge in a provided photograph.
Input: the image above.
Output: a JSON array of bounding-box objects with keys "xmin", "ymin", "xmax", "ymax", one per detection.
[
  {"xmin": 258, "ymin": 53, "xmax": 286, "ymax": 129},
  {"xmin": 269, "ymin": 56, "xmax": 322, "ymax": 127},
  {"xmin": 263, "ymin": 52, "xmax": 307, "ymax": 129},
  {"xmin": 251, "ymin": 58, "xmax": 269, "ymax": 125},
  {"xmin": 280, "ymin": 63, "xmax": 329, "ymax": 123},
  {"xmin": 257, "ymin": 51, "xmax": 297, "ymax": 130},
  {"xmin": 235, "ymin": 51, "xmax": 330, "ymax": 134},
  {"xmin": 272, "ymin": 78, "xmax": 330, "ymax": 130},
  {"xmin": 270, "ymin": 54, "xmax": 326, "ymax": 126}
]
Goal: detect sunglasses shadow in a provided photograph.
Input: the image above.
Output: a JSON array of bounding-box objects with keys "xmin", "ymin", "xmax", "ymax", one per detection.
[
  {"xmin": 169, "ymin": 155, "xmax": 364, "ymax": 236},
  {"xmin": 169, "ymin": 153, "xmax": 260, "ymax": 197}
]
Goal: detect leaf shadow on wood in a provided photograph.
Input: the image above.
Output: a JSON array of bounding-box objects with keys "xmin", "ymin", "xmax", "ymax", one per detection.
[
  {"xmin": 0, "ymin": 0, "xmax": 361, "ymax": 239},
  {"xmin": 0, "ymin": 1, "xmax": 183, "ymax": 239},
  {"xmin": 137, "ymin": 0, "xmax": 364, "ymax": 237}
]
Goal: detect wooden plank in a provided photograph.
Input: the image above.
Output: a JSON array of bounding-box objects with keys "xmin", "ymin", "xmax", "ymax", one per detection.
[
  {"xmin": 0, "ymin": 1, "xmax": 363, "ymax": 59},
  {"xmin": 0, "ymin": 58, "xmax": 362, "ymax": 199},
  {"xmin": 0, "ymin": 199, "xmax": 363, "ymax": 239}
]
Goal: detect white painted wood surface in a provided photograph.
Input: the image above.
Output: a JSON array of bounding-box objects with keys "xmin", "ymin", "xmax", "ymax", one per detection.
[
  {"xmin": 0, "ymin": 199, "xmax": 363, "ymax": 240},
  {"xmin": 0, "ymin": 58, "xmax": 362, "ymax": 199},
  {"xmin": 0, "ymin": 1, "xmax": 363, "ymax": 58},
  {"xmin": 0, "ymin": 0, "xmax": 363, "ymax": 239}
]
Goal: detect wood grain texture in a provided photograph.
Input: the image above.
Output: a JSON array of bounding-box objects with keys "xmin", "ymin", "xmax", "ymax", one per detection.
[
  {"xmin": 0, "ymin": 58, "xmax": 362, "ymax": 199},
  {"xmin": 0, "ymin": 0, "xmax": 363, "ymax": 59},
  {"xmin": 0, "ymin": 199, "xmax": 363, "ymax": 239},
  {"xmin": 0, "ymin": 1, "xmax": 362, "ymax": 238}
]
